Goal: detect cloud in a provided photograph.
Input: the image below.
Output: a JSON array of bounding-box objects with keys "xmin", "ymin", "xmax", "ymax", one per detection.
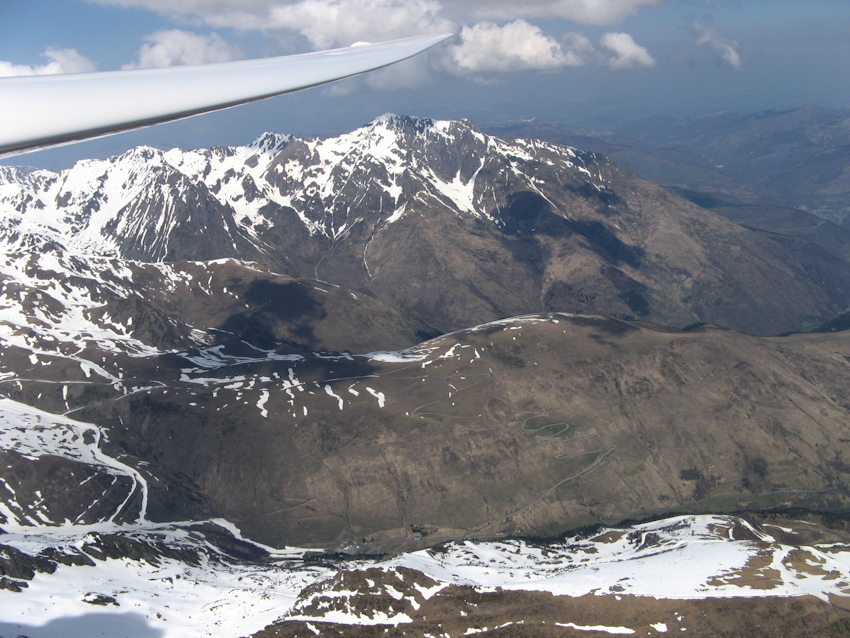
[
  {"xmin": 99, "ymin": 0, "xmax": 454, "ymax": 50},
  {"xmin": 89, "ymin": 0, "xmax": 664, "ymax": 80},
  {"xmin": 451, "ymin": 0, "xmax": 667, "ymax": 26},
  {"xmin": 694, "ymin": 22, "xmax": 741, "ymax": 69},
  {"xmin": 254, "ymin": 0, "xmax": 453, "ymax": 49},
  {"xmin": 0, "ymin": 48, "xmax": 96, "ymax": 77},
  {"xmin": 93, "ymin": 0, "xmax": 669, "ymax": 27},
  {"xmin": 324, "ymin": 53, "xmax": 437, "ymax": 95},
  {"xmin": 447, "ymin": 20, "xmax": 587, "ymax": 73},
  {"xmin": 123, "ymin": 30, "xmax": 243, "ymax": 69},
  {"xmin": 599, "ymin": 31, "xmax": 655, "ymax": 69},
  {"xmin": 562, "ymin": 31, "xmax": 597, "ymax": 62}
]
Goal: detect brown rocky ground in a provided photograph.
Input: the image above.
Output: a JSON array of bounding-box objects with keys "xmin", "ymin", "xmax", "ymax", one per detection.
[
  {"xmin": 255, "ymin": 595, "xmax": 850, "ymax": 638},
  {"xmin": 7, "ymin": 313, "xmax": 847, "ymax": 547}
]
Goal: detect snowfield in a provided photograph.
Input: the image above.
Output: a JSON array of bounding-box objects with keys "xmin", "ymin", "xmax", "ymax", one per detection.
[
  {"xmin": 386, "ymin": 515, "xmax": 850, "ymax": 602},
  {"xmin": 2, "ymin": 509, "xmax": 849, "ymax": 636},
  {"xmin": 0, "ymin": 521, "xmax": 327, "ymax": 638}
]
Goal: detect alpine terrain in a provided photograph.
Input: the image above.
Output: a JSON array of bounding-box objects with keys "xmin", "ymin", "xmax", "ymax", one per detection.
[
  {"xmin": 1, "ymin": 115, "xmax": 850, "ymax": 637},
  {"xmin": 489, "ymin": 106, "xmax": 850, "ymax": 256}
]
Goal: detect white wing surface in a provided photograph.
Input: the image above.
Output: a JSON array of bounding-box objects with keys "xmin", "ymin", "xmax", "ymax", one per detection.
[{"xmin": 0, "ymin": 33, "xmax": 450, "ymax": 157}]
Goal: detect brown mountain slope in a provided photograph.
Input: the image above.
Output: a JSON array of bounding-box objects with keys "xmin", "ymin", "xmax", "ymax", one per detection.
[
  {"xmin": 258, "ymin": 118, "xmax": 850, "ymax": 336},
  {"xmin": 353, "ymin": 152, "xmax": 850, "ymax": 335},
  {"xmin": 128, "ymin": 259, "xmax": 439, "ymax": 352},
  {"xmin": 47, "ymin": 313, "xmax": 850, "ymax": 548}
]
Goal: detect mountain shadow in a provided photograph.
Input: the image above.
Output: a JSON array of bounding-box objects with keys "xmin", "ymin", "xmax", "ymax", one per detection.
[{"xmin": 219, "ymin": 280, "xmax": 325, "ymax": 350}]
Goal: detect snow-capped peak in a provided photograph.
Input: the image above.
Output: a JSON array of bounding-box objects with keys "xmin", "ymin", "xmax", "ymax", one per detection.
[
  {"xmin": 369, "ymin": 113, "xmax": 436, "ymax": 134},
  {"xmin": 0, "ymin": 115, "xmax": 605, "ymax": 260},
  {"xmin": 248, "ymin": 131, "xmax": 292, "ymax": 154}
]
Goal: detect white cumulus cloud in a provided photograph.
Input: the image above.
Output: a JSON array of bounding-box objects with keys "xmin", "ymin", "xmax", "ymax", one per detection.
[
  {"xmin": 695, "ymin": 22, "xmax": 741, "ymax": 69},
  {"xmin": 451, "ymin": 0, "xmax": 667, "ymax": 26},
  {"xmin": 164, "ymin": 0, "xmax": 453, "ymax": 50},
  {"xmin": 123, "ymin": 30, "xmax": 243, "ymax": 69},
  {"xmin": 93, "ymin": 0, "xmax": 669, "ymax": 27},
  {"xmin": 0, "ymin": 48, "xmax": 96, "ymax": 77},
  {"xmin": 89, "ymin": 0, "xmax": 666, "ymax": 79},
  {"xmin": 600, "ymin": 31, "xmax": 655, "ymax": 69},
  {"xmin": 262, "ymin": 0, "xmax": 452, "ymax": 49},
  {"xmin": 448, "ymin": 20, "xmax": 586, "ymax": 73},
  {"xmin": 562, "ymin": 31, "xmax": 597, "ymax": 61}
]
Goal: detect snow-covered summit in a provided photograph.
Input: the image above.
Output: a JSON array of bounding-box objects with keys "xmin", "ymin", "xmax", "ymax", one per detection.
[
  {"xmin": 247, "ymin": 131, "xmax": 292, "ymax": 154},
  {"xmin": 0, "ymin": 115, "xmax": 603, "ymax": 262}
]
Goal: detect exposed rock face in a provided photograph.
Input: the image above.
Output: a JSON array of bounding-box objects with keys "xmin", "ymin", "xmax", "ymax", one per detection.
[{"xmin": 4, "ymin": 115, "xmax": 850, "ymax": 336}]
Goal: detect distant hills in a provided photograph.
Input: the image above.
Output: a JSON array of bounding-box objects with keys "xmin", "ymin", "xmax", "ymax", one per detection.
[{"xmin": 488, "ymin": 106, "xmax": 850, "ymax": 249}]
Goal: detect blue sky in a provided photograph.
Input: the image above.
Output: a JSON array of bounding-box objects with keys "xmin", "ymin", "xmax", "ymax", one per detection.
[{"xmin": 2, "ymin": 0, "xmax": 849, "ymax": 168}]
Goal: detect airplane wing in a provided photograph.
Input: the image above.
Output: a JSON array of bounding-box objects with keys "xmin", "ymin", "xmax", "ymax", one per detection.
[{"xmin": 0, "ymin": 33, "xmax": 451, "ymax": 158}]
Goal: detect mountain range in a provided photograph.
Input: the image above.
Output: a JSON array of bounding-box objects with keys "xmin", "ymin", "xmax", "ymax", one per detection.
[
  {"xmin": 5, "ymin": 114, "xmax": 850, "ymax": 338},
  {"xmin": 2, "ymin": 113, "xmax": 850, "ymax": 636}
]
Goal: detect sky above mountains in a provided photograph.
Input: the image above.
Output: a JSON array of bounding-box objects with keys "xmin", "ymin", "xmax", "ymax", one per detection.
[{"xmin": 2, "ymin": 0, "xmax": 848, "ymax": 168}]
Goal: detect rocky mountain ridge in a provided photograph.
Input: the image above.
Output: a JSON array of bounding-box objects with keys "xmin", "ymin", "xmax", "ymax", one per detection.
[{"xmin": 4, "ymin": 114, "xmax": 850, "ymax": 336}]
